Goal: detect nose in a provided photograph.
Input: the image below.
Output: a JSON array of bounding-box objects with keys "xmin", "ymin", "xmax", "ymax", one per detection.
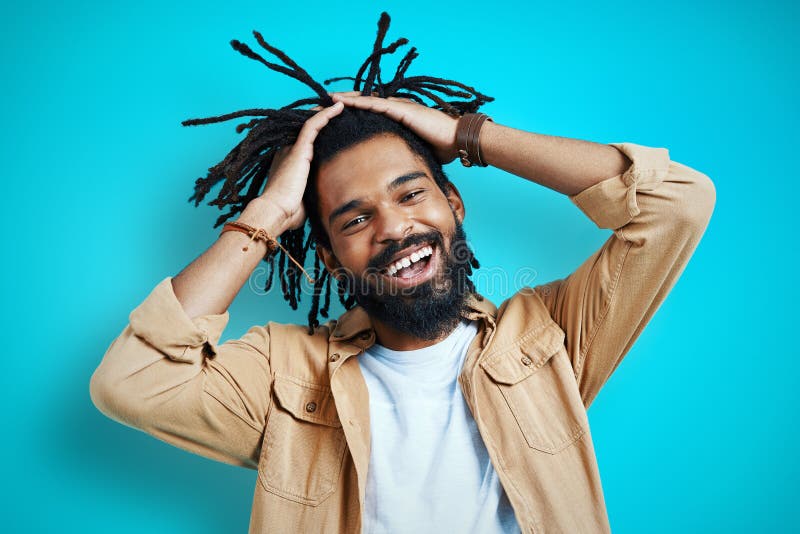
[{"xmin": 373, "ymin": 205, "xmax": 413, "ymax": 244}]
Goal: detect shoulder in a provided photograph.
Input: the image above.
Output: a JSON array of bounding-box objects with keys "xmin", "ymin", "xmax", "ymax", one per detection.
[
  {"xmin": 496, "ymin": 286, "xmax": 555, "ymax": 327},
  {"xmin": 265, "ymin": 320, "xmax": 338, "ymax": 384}
]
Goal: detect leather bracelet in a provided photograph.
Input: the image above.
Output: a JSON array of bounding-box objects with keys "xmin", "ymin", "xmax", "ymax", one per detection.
[
  {"xmin": 220, "ymin": 221, "xmax": 315, "ymax": 283},
  {"xmin": 220, "ymin": 221, "xmax": 278, "ymax": 254},
  {"xmin": 455, "ymin": 112, "xmax": 492, "ymax": 167}
]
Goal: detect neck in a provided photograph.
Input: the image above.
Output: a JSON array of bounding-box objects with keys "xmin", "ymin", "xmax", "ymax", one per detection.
[{"xmin": 370, "ymin": 316, "xmax": 461, "ymax": 351}]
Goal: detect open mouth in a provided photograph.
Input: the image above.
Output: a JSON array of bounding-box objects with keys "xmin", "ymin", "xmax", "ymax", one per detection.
[{"xmin": 380, "ymin": 242, "xmax": 439, "ymax": 287}]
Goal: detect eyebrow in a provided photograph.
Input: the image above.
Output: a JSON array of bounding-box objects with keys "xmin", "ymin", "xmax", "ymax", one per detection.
[{"xmin": 327, "ymin": 171, "xmax": 428, "ymax": 227}]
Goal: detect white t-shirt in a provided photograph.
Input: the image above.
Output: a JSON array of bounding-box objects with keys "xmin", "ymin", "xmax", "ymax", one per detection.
[{"xmin": 357, "ymin": 319, "xmax": 521, "ymax": 534}]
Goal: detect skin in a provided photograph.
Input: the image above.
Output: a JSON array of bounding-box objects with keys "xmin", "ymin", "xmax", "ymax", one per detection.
[
  {"xmin": 172, "ymin": 91, "xmax": 631, "ymax": 350},
  {"xmin": 315, "ymin": 133, "xmax": 466, "ymax": 350}
]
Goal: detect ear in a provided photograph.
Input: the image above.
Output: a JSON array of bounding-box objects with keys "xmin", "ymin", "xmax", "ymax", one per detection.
[
  {"xmin": 317, "ymin": 245, "xmax": 343, "ymax": 276},
  {"xmin": 444, "ymin": 181, "xmax": 466, "ymax": 224}
]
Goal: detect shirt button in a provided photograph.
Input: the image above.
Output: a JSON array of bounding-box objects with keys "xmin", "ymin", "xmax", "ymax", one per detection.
[
  {"xmin": 329, "ymin": 353, "xmax": 340, "ymax": 362},
  {"xmin": 521, "ymin": 356, "xmax": 532, "ymax": 366},
  {"xmin": 305, "ymin": 402, "xmax": 317, "ymax": 413}
]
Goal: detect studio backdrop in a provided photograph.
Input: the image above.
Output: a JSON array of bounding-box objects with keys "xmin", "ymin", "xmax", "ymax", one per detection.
[{"xmin": 1, "ymin": 1, "xmax": 795, "ymax": 533}]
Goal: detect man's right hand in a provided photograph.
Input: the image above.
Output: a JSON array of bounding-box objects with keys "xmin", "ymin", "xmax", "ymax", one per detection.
[{"xmin": 256, "ymin": 101, "xmax": 345, "ymax": 232}]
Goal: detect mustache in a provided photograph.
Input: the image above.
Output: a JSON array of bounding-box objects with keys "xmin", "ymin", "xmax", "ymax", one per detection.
[{"xmin": 367, "ymin": 230, "xmax": 445, "ymax": 271}]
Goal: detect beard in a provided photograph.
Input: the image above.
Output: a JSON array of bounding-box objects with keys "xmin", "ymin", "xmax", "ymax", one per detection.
[{"xmin": 340, "ymin": 217, "xmax": 474, "ymax": 341}]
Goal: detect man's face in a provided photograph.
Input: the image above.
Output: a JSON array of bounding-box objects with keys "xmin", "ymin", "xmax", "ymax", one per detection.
[{"xmin": 316, "ymin": 133, "xmax": 472, "ymax": 339}]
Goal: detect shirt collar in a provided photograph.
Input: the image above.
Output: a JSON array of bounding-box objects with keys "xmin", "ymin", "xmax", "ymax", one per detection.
[{"xmin": 328, "ymin": 292, "xmax": 497, "ymax": 343}]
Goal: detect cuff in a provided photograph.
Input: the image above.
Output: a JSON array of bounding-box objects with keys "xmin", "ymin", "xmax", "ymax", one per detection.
[
  {"xmin": 569, "ymin": 142, "xmax": 670, "ymax": 230},
  {"xmin": 128, "ymin": 276, "xmax": 230, "ymax": 363}
]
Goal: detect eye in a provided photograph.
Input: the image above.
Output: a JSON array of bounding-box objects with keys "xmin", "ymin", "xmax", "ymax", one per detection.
[
  {"xmin": 401, "ymin": 189, "xmax": 426, "ymax": 202},
  {"xmin": 343, "ymin": 215, "xmax": 368, "ymax": 230}
]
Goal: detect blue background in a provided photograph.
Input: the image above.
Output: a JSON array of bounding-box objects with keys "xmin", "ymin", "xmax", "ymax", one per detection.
[{"xmin": 2, "ymin": 1, "xmax": 796, "ymax": 532}]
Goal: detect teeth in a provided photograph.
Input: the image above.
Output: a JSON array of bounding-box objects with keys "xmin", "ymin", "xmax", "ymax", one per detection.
[{"xmin": 386, "ymin": 245, "xmax": 434, "ymax": 276}]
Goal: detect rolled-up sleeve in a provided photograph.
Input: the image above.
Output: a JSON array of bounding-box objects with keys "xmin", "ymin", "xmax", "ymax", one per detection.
[
  {"xmin": 533, "ymin": 142, "xmax": 716, "ymax": 409},
  {"xmin": 89, "ymin": 277, "xmax": 273, "ymax": 469}
]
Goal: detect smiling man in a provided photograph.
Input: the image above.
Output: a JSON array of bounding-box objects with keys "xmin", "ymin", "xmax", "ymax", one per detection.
[
  {"xmin": 315, "ymin": 129, "xmax": 475, "ymax": 348},
  {"xmin": 89, "ymin": 13, "xmax": 716, "ymax": 534}
]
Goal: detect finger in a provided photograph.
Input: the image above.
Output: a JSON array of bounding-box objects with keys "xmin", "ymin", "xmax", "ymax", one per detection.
[
  {"xmin": 330, "ymin": 93, "xmax": 384, "ymax": 109},
  {"xmin": 292, "ymin": 101, "xmax": 345, "ymax": 158},
  {"xmin": 329, "ymin": 90, "xmax": 375, "ymax": 98},
  {"xmin": 297, "ymin": 102, "xmax": 344, "ymax": 140},
  {"xmin": 332, "ymin": 94, "xmax": 409, "ymax": 122},
  {"xmin": 330, "ymin": 92, "xmax": 388, "ymax": 104}
]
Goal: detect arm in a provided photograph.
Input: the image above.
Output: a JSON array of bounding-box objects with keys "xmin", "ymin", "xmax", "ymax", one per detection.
[
  {"xmin": 325, "ymin": 93, "xmax": 715, "ymax": 408},
  {"xmin": 328, "ymin": 91, "xmax": 632, "ymax": 196},
  {"xmin": 90, "ymin": 196, "xmax": 287, "ymax": 466},
  {"xmin": 469, "ymin": 122, "xmax": 716, "ymax": 409},
  {"xmin": 89, "ymin": 102, "xmax": 345, "ymax": 465},
  {"xmin": 172, "ymin": 99, "xmax": 344, "ymax": 319},
  {"xmin": 469, "ymin": 120, "xmax": 716, "ymax": 408},
  {"xmin": 524, "ymin": 142, "xmax": 715, "ymax": 409},
  {"xmin": 479, "ymin": 120, "xmax": 633, "ymax": 195},
  {"xmin": 89, "ymin": 277, "xmax": 273, "ymax": 468}
]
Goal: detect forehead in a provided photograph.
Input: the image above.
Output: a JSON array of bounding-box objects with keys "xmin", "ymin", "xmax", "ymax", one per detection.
[{"xmin": 316, "ymin": 133, "xmax": 434, "ymax": 219}]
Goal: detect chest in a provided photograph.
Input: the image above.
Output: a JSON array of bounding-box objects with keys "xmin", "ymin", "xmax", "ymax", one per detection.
[{"xmin": 257, "ymin": 309, "xmax": 589, "ymax": 505}]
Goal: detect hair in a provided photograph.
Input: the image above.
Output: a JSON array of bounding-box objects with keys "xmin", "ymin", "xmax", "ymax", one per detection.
[
  {"xmin": 305, "ymin": 108, "xmax": 451, "ymax": 249},
  {"xmin": 181, "ymin": 11, "xmax": 493, "ymax": 334}
]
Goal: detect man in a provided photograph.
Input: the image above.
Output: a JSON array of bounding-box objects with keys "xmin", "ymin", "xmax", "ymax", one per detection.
[{"xmin": 90, "ymin": 13, "xmax": 715, "ymax": 534}]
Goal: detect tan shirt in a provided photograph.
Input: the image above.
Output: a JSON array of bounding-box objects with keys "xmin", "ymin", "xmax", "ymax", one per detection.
[{"xmin": 90, "ymin": 142, "xmax": 716, "ymax": 533}]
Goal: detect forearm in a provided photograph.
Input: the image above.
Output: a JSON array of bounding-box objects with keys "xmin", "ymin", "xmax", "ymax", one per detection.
[
  {"xmin": 172, "ymin": 197, "xmax": 291, "ymax": 319},
  {"xmin": 90, "ymin": 199, "xmax": 284, "ymax": 442},
  {"xmin": 478, "ymin": 121, "xmax": 632, "ymax": 196}
]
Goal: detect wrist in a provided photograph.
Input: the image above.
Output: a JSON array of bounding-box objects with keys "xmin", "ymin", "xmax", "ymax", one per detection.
[
  {"xmin": 225, "ymin": 199, "xmax": 317, "ymax": 283},
  {"xmin": 237, "ymin": 197, "xmax": 292, "ymax": 237},
  {"xmin": 478, "ymin": 119, "xmax": 496, "ymax": 167},
  {"xmin": 440, "ymin": 115, "xmax": 460, "ymax": 164},
  {"xmin": 455, "ymin": 112, "xmax": 493, "ymax": 167}
]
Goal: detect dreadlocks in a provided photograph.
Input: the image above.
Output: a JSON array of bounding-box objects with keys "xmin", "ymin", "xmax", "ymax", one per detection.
[{"xmin": 182, "ymin": 11, "xmax": 493, "ymax": 334}]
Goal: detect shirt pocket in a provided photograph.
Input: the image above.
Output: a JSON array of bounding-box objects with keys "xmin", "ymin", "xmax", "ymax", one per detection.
[
  {"xmin": 258, "ymin": 373, "xmax": 347, "ymax": 505},
  {"xmin": 480, "ymin": 321, "xmax": 588, "ymax": 454}
]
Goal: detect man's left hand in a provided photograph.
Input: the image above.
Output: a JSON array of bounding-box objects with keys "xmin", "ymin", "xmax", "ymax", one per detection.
[{"xmin": 329, "ymin": 91, "xmax": 459, "ymax": 165}]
